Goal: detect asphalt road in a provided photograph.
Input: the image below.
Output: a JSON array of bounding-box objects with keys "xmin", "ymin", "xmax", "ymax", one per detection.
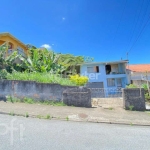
[{"xmin": 0, "ymin": 114, "xmax": 150, "ymax": 150}]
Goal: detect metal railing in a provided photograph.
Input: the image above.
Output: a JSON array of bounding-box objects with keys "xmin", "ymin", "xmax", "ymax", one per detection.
[{"xmin": 89, "ymin": 87, "xmax": 122, "ymax": 98}]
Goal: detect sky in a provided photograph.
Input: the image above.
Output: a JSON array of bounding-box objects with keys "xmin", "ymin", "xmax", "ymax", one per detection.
[{"xmin": 0, "ymin": 0, "xmax": 150, "ymax": 64}]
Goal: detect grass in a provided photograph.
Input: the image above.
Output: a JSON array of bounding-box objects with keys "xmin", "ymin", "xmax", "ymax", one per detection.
[
  {"xmin": 6, "ymin": 72, "xmax": 76, "ymax": 86},
  {"xmin": 45, "ymin": 114, "xmax": 51, "ymax": 119},
  {"xmin": 37, "ymin": 115, "xmax": 42, "ymax": 119},
  {"xmin": 23, "ymin": 98, "xmax": 34, "ymax": 104},
  {"xmin": 6, "ymin": 96, "xmax": 21, "ymax": 103},
  {"xmin": 39, "ymin": 100, "xmax": 66, "ymax": 106},
  {"xmin": 37, "ymin": 114, "xmax": 52, "ymax": 119},
  {"xmin": 6, "ymin": 96, "xmax": 67, "ymax": 106},
  {"xmin": 130, "ymin": 122, "xmax": 133, "ymax": 126},
  {"xmin": 25, "ymin": 112, "xmax": 29, "ymax": 118},
  {"xmin": 9, "ymin": 111, "xmax": 15, "ymax": 116},
  {"xmin": 108, "ymin": 107, "xmax": 114, "ymax": 110},
  {"xmin": 66, "ymin": 116, "xmax": 69, "ymax": 121},
  {"xmin": 128, "ymin": 105, "xmax": 134, "ymax": 111}
]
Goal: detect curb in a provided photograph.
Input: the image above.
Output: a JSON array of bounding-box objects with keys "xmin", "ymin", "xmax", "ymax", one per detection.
[{"xmin": 1, "ymin": 111, "xmax": 150, "ymax": 126}]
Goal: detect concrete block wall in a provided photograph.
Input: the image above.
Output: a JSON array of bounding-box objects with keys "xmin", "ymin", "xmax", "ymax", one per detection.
[
  {"xmin": 0, "ymin": 80, "xmax": 78, "ymax": 101},
  {"xmin": 122, "ymin": 88, "xmax": 146, "ymax": 111}
]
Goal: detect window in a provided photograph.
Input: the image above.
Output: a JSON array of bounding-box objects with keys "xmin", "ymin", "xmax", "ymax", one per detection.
[
  {"xmin": 107, "ymin": 78, "xmax": 115, "ymax": 87},
  {"xmin": 87, "ymin": 66, "xmax": 99, "ymax": 73},
  {"xmin": 17, "ymin": 47, "xmax": 26, "ymax": 57},
  {"xmin": 96, "ymin": 66, "xmax": 99, "ymax": 73},
  {"xmin": 117, "ymin": 78, "xmax": 122, "ymax": 87},
  {"xmin": 106, "ymin": 65, "xmax": 111, "ymax": 74}
]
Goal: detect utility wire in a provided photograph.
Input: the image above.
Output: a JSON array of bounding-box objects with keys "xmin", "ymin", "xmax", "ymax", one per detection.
[
  {"xmin": 138, "ymin": 0, "xmax": 150, "ymax": 31},
  {"xmin": 122, "ymin": 0, "xmax": 150, "ymax": 59},
  {"xmin": 127, "ymin": 0, "xmax": 144, "ymax": 49},
  {"xmin": 120, "ymin": 2, "xmax": 140, "ymax": 59},
  {"xmin": 128, "ymin": 13, "xmax": 150, "ymax": 54}
]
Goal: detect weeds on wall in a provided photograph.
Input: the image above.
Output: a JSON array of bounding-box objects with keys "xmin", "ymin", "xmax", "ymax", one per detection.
[{"xmin": 6, "ymin": 96, "xmax": 67, "ymax": 106}]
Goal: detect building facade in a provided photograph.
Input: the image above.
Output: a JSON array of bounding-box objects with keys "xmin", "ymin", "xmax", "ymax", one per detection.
[
  {"xmin": 0, "ymin": 32, "xmax": 28, "ymax": 57},
  {"xmin": 80, "ymin": 60, "xmax": 129, "ymax": 90}
]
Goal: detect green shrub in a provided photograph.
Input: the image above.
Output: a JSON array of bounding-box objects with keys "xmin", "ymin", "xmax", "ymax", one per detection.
[
  {"xmin": 145, "ymin": 93, "xmax": 150, "ymax": 101},
  {"xmin": 141, "ymin": 84, "xmax": 148, "ymax": 90},
  {"xmin": 69, "ymin": 74, "xmax": 88, "ymax": 86},
  {"xmin": 0, "ymin": 69, "xmax": 8, "ymax": 79},
  {"xmin": 23, "ymin": 98, "xmax": 34, "ymax": 104},
  {"xmin": 126, "ymin": 84, "xmax": 137, "ymax": 88}
]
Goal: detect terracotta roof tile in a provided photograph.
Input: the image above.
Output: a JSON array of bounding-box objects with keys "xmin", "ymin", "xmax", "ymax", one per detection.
[{"xmin": 127, "ymin": 64, "xmax": 150, "ymax": 72}]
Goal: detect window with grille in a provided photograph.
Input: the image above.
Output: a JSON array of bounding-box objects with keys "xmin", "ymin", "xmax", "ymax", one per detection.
[
  {"xmin": 117, "ymin": 78, "xmax": 122, "ymax": 87},
  {"xmin": 107, "ymin": 78, "xmax": 115, "ymax": 87}
]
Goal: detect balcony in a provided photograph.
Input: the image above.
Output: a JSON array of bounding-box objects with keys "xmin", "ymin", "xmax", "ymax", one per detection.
[
  {"xmin": 105, "ymin": 63, "xmax": 126, "ymax": 78},
  {"xmin": 106, "ymin": 72, "xmax": 126, "ymax": 78}
]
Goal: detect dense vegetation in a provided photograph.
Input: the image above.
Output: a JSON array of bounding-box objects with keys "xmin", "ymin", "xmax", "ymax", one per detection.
[{"xmin": 0, "ymin": 43, "xmax": 90, "ymax": 86}]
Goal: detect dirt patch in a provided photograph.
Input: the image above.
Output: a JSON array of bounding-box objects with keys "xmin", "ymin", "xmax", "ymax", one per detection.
[{"xmin": 78, "ymin": 113, "xmax": 88, "ymax": 119}]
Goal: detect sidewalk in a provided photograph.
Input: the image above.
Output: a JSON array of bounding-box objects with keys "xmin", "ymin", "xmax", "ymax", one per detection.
[{"xmin": 0, "ymin": 101, "xmax": 150, "ymax": 126}]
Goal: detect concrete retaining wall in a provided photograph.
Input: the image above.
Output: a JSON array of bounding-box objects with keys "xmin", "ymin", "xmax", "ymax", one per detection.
[
  {"xmin": 122, "ymin": 88, "xmax": 146, "ymax": 111},
  {"xmin": 0, "ymin": 80, "xmax": 78, "ymax": 101}
]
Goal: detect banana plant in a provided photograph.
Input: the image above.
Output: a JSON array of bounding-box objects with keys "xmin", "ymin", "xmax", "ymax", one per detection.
[{"xmin": 17, "ymin": 48, "xmax": 65, "ymax": 73}]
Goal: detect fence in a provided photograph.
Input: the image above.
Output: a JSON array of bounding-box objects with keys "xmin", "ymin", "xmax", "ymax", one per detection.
[{"xmin": 89, "ymin": 87, "xmax": 122, "ymax": 98}]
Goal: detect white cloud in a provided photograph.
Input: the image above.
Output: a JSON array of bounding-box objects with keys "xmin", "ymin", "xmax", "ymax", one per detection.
[{"xmin": 41, "ymin": 44, "xmax": 51, "ymax": 49}]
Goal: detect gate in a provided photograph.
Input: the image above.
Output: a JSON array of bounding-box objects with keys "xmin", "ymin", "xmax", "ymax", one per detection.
[{"xmin": 89, "ymin": 87, "xmax": 123, "ymax": 98}]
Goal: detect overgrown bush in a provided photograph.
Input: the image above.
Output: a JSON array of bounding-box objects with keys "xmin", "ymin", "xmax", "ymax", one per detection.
[
  {"xmin": 69, "ymin": 74, "xmax": 88, "ymax": 86},
  {"xmin": 126, "ymin": 84, "xmax": 137, "ymax": 88},
  {"xmin": 6, "ymin": 71, "xmax": 76, "ymax": 86},
  {"xmin": 141, "ymin": 83, "xmax": 148, "ymax": 91}
]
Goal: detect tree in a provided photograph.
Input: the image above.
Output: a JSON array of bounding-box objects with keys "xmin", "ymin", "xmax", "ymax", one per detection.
[{"xmin": 58, "ymin": 54, "xmax": 84, "ymax": 76}]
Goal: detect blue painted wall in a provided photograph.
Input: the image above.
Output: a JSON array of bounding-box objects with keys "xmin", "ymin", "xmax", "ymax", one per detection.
[{"xmin": 80, "ymin": 62, "xmax": 128, "ymax": 89}]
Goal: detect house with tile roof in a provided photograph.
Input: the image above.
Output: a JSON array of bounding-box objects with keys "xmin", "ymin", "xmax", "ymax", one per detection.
[{"xmin": 127, "ymin": 64, "xmax": 150, "ymax": 86}]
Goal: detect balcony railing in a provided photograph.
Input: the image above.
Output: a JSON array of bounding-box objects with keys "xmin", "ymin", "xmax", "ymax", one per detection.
[{"xmin": 106, "ymin": 72, "xmax": 126, "ymax": 75}]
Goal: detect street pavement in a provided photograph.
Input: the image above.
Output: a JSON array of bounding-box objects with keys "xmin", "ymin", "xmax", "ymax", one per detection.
[{"xmin": 0, "ymin": 114, "xmax": 150, "ymax": 150}]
